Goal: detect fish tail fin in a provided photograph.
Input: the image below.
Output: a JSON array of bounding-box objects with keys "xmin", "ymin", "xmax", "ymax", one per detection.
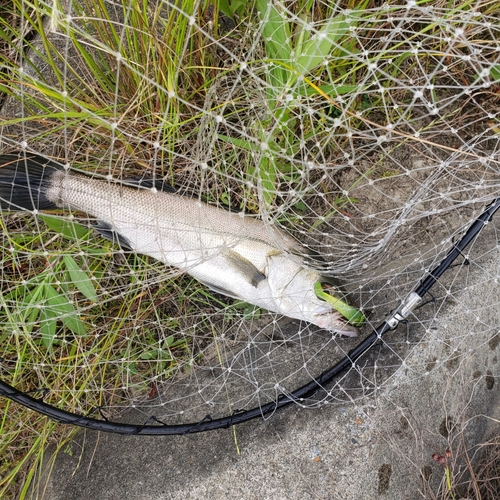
[{"xmin": 0, "ymin": 152, "xmax": 62, "ymax": 211}]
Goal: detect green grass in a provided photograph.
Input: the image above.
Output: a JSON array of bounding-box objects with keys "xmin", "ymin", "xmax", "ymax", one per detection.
[
  {"xmin": 0, "ymin": 5, "xmax": 218, "ymax": 495},
  {"xmin": 1, "ymin": 0, "xmax": 499, "ymax": 497}
]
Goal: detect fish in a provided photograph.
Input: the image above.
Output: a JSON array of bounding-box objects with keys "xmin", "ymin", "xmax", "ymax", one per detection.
[{"xmin": 0, "ymin": 151, "xmax": 361, "ymax": 336}]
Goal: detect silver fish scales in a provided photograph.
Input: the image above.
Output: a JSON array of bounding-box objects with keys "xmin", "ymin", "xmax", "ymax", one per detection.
[{"xmin": 0, "ymin": 152, "xmax": 359, "ymax": 336}]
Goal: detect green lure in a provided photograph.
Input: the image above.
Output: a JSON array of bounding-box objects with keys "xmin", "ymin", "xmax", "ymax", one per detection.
[{"xmin": 314, "ymin": 282, "xmax": 365, "ymax": 327}]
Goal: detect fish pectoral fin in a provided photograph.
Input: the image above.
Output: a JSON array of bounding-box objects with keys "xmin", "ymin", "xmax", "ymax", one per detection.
[
  {"xmin": 198, "ymin": 280, "xmax": 240, "ymax": 299},
  {"xmin": 222, "ymin": 249, "xmax": 266, "ymax": 288}
]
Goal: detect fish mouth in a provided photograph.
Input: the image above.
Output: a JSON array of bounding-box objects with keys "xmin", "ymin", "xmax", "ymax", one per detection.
[
  {"xmin": 312, "ymin": 309, "xmax": 359, "ymax": 336},
  {"xmin": 313, "ymin": 304, "xmax": 335, "ymax": 315}
]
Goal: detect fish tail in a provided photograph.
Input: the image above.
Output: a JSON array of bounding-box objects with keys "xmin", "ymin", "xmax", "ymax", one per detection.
[{"xmin": 0, "ymin": 152, "xmax": 62, "ymax": 211}]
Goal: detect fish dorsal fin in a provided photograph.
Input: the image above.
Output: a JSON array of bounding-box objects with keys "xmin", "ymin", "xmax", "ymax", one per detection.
[
  {"xmin": 122, "ymin": 176, "xmax": 177, "ymax": 193},
  {"xmin": 222, "ymin": 249, "xmax": 266, "ymax": 288},
  {"xmin": 122, "ymin": 176, "xmax": 245, "ymax": 213}
]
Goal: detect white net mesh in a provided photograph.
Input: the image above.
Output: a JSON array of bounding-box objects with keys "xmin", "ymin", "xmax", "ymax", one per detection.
[{"xmin": 0, "ymin": 0, "xmax": 499, "ymax": 430}]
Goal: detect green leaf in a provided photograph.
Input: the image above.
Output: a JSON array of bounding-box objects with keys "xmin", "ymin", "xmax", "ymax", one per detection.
[
  {"xmin": 218, "ymin": 133, "xmax": 257, "ymax": 152},
  {"xmin": 491, "ymin": 65, "xmax": 500, "ymax": 82},
  {"xmin": 164, "ymin": 335, "xmax": 176, "ymax": 347},
  {"xmin": 140, "ymin": 349, "xmax": 162, "ymax": 360},
  {"xmin": 43, "ymin": 284, "xmax": 87, "ymax": 335},
  {"xmin": 165, "ymin": 335, "xmax": 188, "ymax": 349},
  {"xmin": 293, "ymin": 200, "xmax": 308, "ymax": 211},
  {"xmin": 232, "ymin": 301, "xmax": 261, "ymax": 320},
  {"xmin": 39, "ymin": 215, "xmax": 91, "ymax": 241},
  {"xmin": 257, "ymin": 0, "xmax": 291, "ymax": 61},
  {"xmin": 19, "ymin": 292, "xmax": 43, "ymax": 334},
  {"xmin": 218, "ymin": 0, "xmax": 246, "ymax": 20},
  {"xmin": 40, "ymin": 308, "xmax": 57, "ymax": 349},
  {"xmin": 257, "ymin": 0, "xmax": 291, "ymax": 90},
  {"xmin": 258, "ymin": 156, "xmax": 276, "ymax": 206},
  {"xmin": 294, "ymin": 15, "xmax": 353, "ymax": 76},
  {"xmin": 62, "ymin": 255, "xmax": 98, "ymax": 302}
]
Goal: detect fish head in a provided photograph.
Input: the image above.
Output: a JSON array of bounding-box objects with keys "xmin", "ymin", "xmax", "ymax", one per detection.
[{"xmin": 266, "ymin": 255, "xmax": 359, "ymax": 337}]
